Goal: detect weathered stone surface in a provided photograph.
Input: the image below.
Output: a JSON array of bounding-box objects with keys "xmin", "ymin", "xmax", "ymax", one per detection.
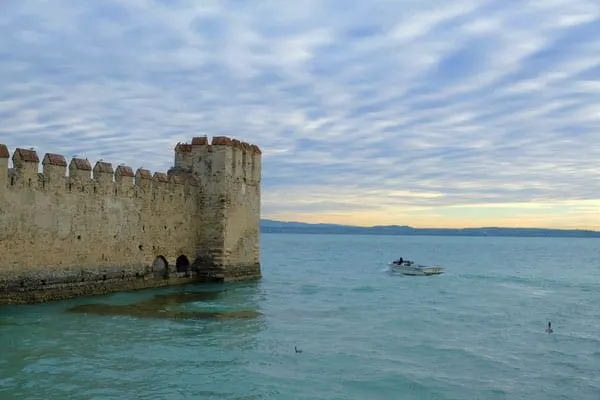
[{"xmin": 0, "ymin": 136, "xmax": 262, "ymax": 305}]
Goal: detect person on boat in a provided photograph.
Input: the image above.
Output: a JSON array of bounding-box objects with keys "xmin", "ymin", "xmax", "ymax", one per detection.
[
  {"xmin": 545, "ymin": 321, "xmax": 553, "ymax": 334},
  {"xmin": 397, "ymin": 257, "xmax": 404, "ymax": 265}
]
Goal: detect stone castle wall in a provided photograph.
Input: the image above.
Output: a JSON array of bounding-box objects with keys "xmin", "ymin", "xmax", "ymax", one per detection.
[{"xmin": 0, "ymin": 136, "xmax": 261, "ymax": 305}]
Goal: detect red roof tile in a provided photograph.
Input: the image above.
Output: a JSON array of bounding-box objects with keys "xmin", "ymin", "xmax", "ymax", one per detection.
[
  {"xmin": 115, "ymin": 165, "xmax": 134, "ymax": 177},
  {"xmin": 136, "ymin": 168, "xmax": 152, "ymax": 179},
  {"xmin": 93, "ymin": 161, "xmax": 113, "ymax": 174},
  {"xmin": 153, "ymin": 172, "xmax": 168, "ymax": 182},
  {"xmin": 212, "ymin": 136, "xmax": 232, "ymax": 146},
  {"xmin": 43, "ymin": 153, "xmax": 67, "ymax": 166},
  {"xmin": 14, "ymin": 148, "xmax": 39, "ymax": 162},
  {"xmin": 192, "ymin": 136, "xmax": 208, "ymax": 145},
  {"xmin": 250, "ymin": 144, "xmax": 262, "ymax": 155},
  {"xmin": 70, "ymin": 158, "xmax": 92, "ymax": 171}
]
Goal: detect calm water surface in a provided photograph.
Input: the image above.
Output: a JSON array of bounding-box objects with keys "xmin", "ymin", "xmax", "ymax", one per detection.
[{"xmin": 1, "ymin": 234, "xmax": 600, "ymax": 399}]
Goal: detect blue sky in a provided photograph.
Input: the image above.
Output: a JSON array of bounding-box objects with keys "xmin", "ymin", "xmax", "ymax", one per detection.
[{"xmin": 1, "ymin": 0, "xmax": 599, "ymax": 229}]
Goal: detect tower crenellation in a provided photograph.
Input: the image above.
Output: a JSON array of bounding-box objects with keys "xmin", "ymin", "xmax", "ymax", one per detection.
[
  {"xmin": 93, "ymin": 161, "xmax": 114, "ymax": 183},
  {"xmin": 42, "ymin": 153, "xmax": 67, "ymax": 190},
  {"xmin": 69, "ymin": 158, "xmax": 92, "ymax": 183},
  {"xmin": 115, "ymin": 165, "xmax": 135, "ymax": 185},
  {"xmin": 135, "ymin": 168, "xmax": 152, "ymax": 190},
  {"xmin": 12, "ymin": 148, "xmax": 40, "ymax": 188},
  {"xmin": 152, "ymin": 172, "xmax": 169, "ymax": 194},
  {"xmin": 93, "ymin": 161, "xmax": 114, "ymax": 195}
]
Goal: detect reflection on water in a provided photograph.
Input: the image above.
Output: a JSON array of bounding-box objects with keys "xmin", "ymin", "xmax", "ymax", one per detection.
[{"xmin": 67, "ymin": 289, "xmax": 262, "ymax": 320}]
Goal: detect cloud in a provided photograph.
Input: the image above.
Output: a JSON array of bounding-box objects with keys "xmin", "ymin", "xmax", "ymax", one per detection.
[{"xmin": 1, "ymin": 0, "xmax": 600, "ymax": 228}]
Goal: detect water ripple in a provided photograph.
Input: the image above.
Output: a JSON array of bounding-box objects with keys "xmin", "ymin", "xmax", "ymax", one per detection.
[{"xmin": 1, "ymin": 234, "xmax": 599, "ymax": 399}]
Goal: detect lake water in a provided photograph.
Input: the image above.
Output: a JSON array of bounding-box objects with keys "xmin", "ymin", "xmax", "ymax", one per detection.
[{"xmin": 1, "ymin": 233, "xmax": 600, "ymax": 399}]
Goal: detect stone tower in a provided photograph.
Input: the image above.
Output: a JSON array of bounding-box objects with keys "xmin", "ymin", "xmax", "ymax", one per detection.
[{"xmin": 169, "ymin": 136, "xmax": 262, "ymax": 282}]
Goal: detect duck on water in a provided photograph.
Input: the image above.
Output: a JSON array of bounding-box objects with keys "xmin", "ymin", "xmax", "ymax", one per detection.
[{"xmin": 390, "ymin": 257, "xmax": 445, "ymax": 276}]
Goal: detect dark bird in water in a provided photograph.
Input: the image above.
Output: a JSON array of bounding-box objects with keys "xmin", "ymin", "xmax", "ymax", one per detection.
[
  {"xmin": 294, "ymin": 346, "xmax": 303, "ymax": 353},
  {"xmin": 545, "ymin": 321, "xmax": 553, "ymax": 334}
]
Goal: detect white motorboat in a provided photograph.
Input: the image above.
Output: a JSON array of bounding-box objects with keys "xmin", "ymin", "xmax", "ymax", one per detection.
[{"xmin": 390, "ymin": 259, "xmax": 444, "ymax": 276}]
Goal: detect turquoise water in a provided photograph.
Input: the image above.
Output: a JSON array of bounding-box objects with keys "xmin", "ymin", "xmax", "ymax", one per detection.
[{"xmin": 1, "ymin": 233, "xmax": 600, "ymax": 399}]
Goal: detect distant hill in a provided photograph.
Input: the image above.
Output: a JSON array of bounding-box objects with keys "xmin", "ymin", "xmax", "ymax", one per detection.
[{"xmin": 260, "ymin": 219, "xmax": 600, "ymax": 238}]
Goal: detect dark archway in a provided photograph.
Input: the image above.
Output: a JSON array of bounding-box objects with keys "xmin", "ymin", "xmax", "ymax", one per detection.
[
  {"xmin": 175, "ymin": 255, "xmax": 190, "ymax": 273},
  {"xmin": 152, "ymin": 256, "xmax": 168, "ymax": 272}
]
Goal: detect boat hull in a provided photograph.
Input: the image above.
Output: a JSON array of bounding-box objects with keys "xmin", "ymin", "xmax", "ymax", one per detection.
[{"xmin": 390, "ymin": 263, "xmax": 444, "ymax": 276}]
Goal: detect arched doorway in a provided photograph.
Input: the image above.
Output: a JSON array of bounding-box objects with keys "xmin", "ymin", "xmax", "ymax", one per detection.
[
  {"xmin": 175, "ymin": 255, "xmax": 190, "ymax": 273},
  {"xmin": 152, "ymin": 256, "xmax": 168, "ymax": 272}
]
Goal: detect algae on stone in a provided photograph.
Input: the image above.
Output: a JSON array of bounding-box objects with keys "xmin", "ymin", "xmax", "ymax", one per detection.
[{"xmin": 67, "ymin": 290, "xmax": 261, "ymax": 320}]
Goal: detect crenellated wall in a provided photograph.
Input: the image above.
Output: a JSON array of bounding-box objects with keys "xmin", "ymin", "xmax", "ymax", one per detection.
[{"xmin": 0, "ymin": 136, "xmax": 262, "ymax": 305}]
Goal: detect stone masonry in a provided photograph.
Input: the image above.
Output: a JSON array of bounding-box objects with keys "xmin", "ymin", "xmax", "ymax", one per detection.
[{"xmin": 0, "ymin": 136, "xmax": 262, "ymax": 305}]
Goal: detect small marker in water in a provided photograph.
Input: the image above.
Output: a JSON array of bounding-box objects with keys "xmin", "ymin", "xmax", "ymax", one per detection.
[{"xmin": 545, "ymin": 321, "xmax": 553, "ymax": 334}]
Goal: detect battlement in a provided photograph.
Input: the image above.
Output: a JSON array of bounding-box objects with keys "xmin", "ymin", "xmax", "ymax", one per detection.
[
  {"xmin": 0, "ymin": 145, "xmax": 202, "ymax": 196},
  {"xmin": 173, "ymin": 135, "xmax": 262, "ymax": 183}
]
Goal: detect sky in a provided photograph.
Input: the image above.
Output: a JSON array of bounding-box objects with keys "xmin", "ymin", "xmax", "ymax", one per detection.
[{"xmin": 1, "ymin": 0, "xmax": 599, "ymax": 230}]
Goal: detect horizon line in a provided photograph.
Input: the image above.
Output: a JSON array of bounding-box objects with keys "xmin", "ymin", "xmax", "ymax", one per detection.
[{"xmin": 260, "ymin": 218, "xmax": 600, "ymax": 233}]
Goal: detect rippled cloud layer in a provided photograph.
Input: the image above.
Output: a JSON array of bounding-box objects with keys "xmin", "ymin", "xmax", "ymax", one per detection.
[{"xmin": 1, "ymin": 0, "xmax": 599, "ymax": 228}]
